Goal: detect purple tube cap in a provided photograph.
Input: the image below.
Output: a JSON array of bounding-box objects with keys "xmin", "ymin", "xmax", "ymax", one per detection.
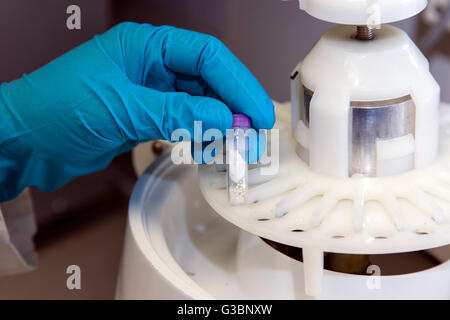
[{"xmin": 232, "ymin": 114, "xmax": 251, "ymax": 128}]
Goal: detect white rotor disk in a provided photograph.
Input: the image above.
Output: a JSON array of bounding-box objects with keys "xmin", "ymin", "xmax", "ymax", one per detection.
[{"xmin": 199, "ymin": 102, "xmax": 450, "ymax": 255}]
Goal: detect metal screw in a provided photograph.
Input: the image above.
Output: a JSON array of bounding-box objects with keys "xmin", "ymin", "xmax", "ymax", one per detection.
[
  {"xmin": 151, "ymin": 141, "xmax": 164, "ymax": 156},
  {"xmin": 355, "ymin": 25, "xmax": 375, "ymax": 41}
]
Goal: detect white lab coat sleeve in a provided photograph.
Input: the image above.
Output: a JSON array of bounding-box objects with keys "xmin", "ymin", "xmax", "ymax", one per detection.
[{"xmin": 0, "ymin": 188, "xmax": 37, "ymax": 276}]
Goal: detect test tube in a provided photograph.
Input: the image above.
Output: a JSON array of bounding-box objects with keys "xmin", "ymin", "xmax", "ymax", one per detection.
[{"xmin": 227, "ymin": 114, "xmax": 251, "ymax": 205}]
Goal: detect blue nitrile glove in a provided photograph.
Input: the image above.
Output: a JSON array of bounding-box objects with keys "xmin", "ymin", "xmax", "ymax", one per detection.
[{"xmin": 0, "ymin": 22, "xmax": 275, "ymax": 201}]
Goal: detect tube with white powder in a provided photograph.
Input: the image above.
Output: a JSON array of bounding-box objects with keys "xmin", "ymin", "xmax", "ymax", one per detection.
[{"xmin": 227, "ymin": 114, "xmax": 251, "ymax": 205}]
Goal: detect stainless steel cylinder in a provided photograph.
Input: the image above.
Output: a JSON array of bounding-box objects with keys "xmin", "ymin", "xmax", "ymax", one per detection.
[
  {"xmin": 297, "ymin": 86, "xmax": 416, "ymax": 177},
  {"xmin": 349, "ymin": 96, "xmax": 416, "ymax": 177}
]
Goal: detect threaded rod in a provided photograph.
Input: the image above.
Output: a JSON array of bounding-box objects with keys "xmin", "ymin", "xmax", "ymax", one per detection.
[{"xmin": 356, "ymin": 25, "xmax": 375, "ymax": 41}]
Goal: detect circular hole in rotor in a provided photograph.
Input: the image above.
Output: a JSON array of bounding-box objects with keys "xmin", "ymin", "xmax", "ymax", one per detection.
[
  {"xmin": 257, "ymin": 218, "xmax": 270, "ymax": 222},
  {"xmin": 291, "ymin": 229, "xmax": 304, "ymax": 233}
]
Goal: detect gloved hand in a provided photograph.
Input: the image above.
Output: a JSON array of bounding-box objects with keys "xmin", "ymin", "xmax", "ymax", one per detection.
[{"xmin": 0, "ymin": 22, "xmax": 275, "ymax": 201}]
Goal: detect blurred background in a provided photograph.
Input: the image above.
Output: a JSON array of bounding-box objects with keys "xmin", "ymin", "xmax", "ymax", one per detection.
[{"xmin": 0, "ymin": 0, "xmax": 448, "ymax": 299}]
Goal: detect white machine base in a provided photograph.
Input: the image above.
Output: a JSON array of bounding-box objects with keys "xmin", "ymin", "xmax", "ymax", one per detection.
[{"xmin": 115, "ymin": 154, "xmax": 450, "ymax": 300}]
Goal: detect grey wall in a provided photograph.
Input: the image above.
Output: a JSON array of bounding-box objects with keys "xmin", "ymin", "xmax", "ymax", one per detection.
[{"xmin": 0, "ymin": 0, "xmax": 113, "ymax": 82}]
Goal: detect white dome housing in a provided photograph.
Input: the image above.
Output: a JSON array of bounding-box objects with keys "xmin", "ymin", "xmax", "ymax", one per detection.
[
  {"xmin": 298, "ymin": 0, "xmax": 428, "ymax": 25},
  {"xmin": 291, "ymin": 25, "xmax": 440, "ymax": 178}
]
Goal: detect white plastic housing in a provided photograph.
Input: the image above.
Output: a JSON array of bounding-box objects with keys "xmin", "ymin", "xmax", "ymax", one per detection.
[
  {"xmin": 199, "ymin": 102, "xmax": 450, "ymax": 296},
  {"xmin": 117, "ymin": 155, "xmax": 450, "ymax": 299},
  {"xmin": 291, "ymin": 25, "xmax": 440, "ymax": 178},
  {"xmin": 298, "ymin": 0, "xmax": 428, "ymax": 25}
]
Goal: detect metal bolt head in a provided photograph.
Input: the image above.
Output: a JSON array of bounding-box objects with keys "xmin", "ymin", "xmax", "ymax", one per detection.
[{"xmin": 152, "ymin": 141, "xmax": 165, "ymax": 156}]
